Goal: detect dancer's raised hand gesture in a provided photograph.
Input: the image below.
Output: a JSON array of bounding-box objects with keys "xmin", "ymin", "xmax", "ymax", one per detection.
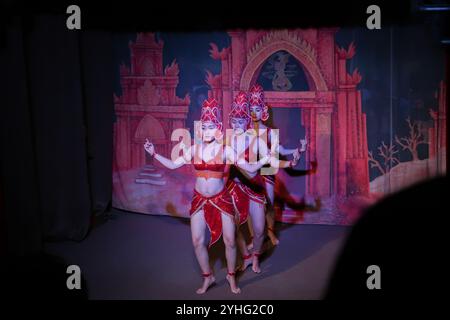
[{"xmin": 144, "ymin": 138, "xmax": 155, "ymax": 156}]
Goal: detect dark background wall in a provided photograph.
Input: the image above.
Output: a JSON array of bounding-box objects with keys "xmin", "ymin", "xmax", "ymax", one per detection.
[{"xmin": 1, "ymin": 15, "xmax": 114, "ymax": 255}]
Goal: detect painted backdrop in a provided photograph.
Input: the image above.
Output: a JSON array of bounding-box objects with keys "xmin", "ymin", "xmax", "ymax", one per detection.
[{"xmin": 112, "ymin": 27, "xmax": 446, "ymax": 225}]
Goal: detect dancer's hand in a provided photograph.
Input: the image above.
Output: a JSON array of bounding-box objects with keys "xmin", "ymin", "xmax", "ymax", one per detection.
[
  {"xmin": 291, "ymin": 154, "xmax": 299, "ymax": 167},
  {"xmin": 261, "ymin": 152, "xmax": 271, "ymax": 165},
  {"xmin": 295, "ymin": 149, "xmax": 301, "ymax": 161},
  {"xmin": 179, "ymin": 140, "xmax": 186, "ymax": 151},
  {"xmin": 299, "ymin": 138, "xmax": 308, "ymax": 152},
  {"xmin": 144, "ymin": 138, "xmax": 155, "ymax": 156}
]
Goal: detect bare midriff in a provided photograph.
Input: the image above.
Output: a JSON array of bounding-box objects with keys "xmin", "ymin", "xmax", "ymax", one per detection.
[{"xmin": 194, "ymin": 176, "xmax": 226, "ymax": 197}]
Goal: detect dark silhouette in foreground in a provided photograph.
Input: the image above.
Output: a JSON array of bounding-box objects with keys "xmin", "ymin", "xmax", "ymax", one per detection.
[{"xmin": 325, "ymin": 175, "xmax": 448, "ymax": 299}]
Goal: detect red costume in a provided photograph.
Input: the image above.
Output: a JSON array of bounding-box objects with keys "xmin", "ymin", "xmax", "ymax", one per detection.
[
  {"xmin": 227, "ymin": 91, "xmax": 266, "ymax": 226},
  {"xmin": 190, "ymin": 187, "xmax": 235, "ymax": 248},
  {"xmin": 248, "ymin": 84, "xmax": 275, "ymax": 186},
  {"xmin": 248, "ymin": 84, "xmax": 269, "ymax": 122},
  {"xmin": 227, "ymin": 179, "xmax": 266, "ymax": 225},
  {"xmin": 189, "ymin": 98, "xmax": 235, "ymax": 248},
  {"xmin": 199, "ymin": 97, "xmax": 223, "ymax": 131}
]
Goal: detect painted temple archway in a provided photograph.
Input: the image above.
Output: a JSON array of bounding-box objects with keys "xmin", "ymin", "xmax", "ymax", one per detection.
[
  {"xmin": 206, "ymin": 29, "xmax": 370, "ymax": 199},
  {"xmin": 240, "ymin": 40, "xmax": 332, "ymax": 196},
  {"xmin": 241, "ymin": 38, "xmax": 332, "ymax": 199},
  {"xmin": 239, "ymin": 39, "xmax": 328, "ymax": 92}
]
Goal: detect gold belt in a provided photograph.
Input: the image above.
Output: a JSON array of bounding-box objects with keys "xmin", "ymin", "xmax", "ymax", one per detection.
[{"xmin": 195, "ymin": 170, "xmax": 225, "ymax": 179}]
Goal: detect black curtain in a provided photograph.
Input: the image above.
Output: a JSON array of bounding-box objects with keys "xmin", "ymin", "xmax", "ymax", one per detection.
[{"xmin": 0, "ymin": 14, "xmax": 114, "ymax": 256}]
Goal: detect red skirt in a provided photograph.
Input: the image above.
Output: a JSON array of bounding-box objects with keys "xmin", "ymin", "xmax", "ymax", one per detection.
[
  {"xmin": 262, "ymin": 174, "xmax": 275, "ymax": 186},
  {"xmin": 189, "ymin": 187, "xmax": 236, "ymax": 248},
  {"xmin": 227, "ymin": 180, "xmax": 266, "ymax": 226}
]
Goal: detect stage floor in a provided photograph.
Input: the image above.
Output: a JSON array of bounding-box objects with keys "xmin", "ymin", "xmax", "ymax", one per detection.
[{"xmin": 44, "ymin": 209, "xmax": 350, "ymax": 299}]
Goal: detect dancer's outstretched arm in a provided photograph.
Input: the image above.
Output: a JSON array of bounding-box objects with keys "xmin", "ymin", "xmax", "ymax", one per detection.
[
  {"xmin": 256, "ymin": 137, "xmax": 300, "ymax": 168},
  {"xmin": 144, "ymin": 138, "xmax": 189, "ymax": 170},
  {"xmin": 278, "ymin": 145, "xmax": 298, "ymax": 156},
  {"xmin": 269, "ymin": 154, "xmax": 299, "ymax": 169},
  {"xmin": 224, "ymin": 145, "xmax": 270, "ymax": 174},
  {"xmin": 279, "ymin": 138, "xmax": 308, "ymax": 157}
]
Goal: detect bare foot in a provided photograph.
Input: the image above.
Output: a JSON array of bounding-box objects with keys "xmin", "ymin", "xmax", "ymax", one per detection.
[
  {"xmin": 226, "ymin": 274, "xmax": 241, "ymax": 294},
  {"xmin": 251, "ymin": 256, "xmax": 261, "ymax": 273},
  {"xmin": 239, "ymin": 255, "xmax": 253, "ymax": 272},
  {"xmin": 268, "ymin": 230, "xmax": 279, "ymax": 246},
  {"xmin": 196, "ymin": 275, "xmax": 215, "ymax": 294}
]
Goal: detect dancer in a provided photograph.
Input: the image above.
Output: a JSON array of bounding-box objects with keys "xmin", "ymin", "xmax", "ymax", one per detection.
[
  {"xmin": 247, "ymin": 84, "xmax": 307, "ymax": 246},
  {"xmin": 144, "ymin": 98, "xmax": 269, "ymax": 294},
  {"xmin": 226, "ymin": 91, "xmax": 300, "ymax": 273}
]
